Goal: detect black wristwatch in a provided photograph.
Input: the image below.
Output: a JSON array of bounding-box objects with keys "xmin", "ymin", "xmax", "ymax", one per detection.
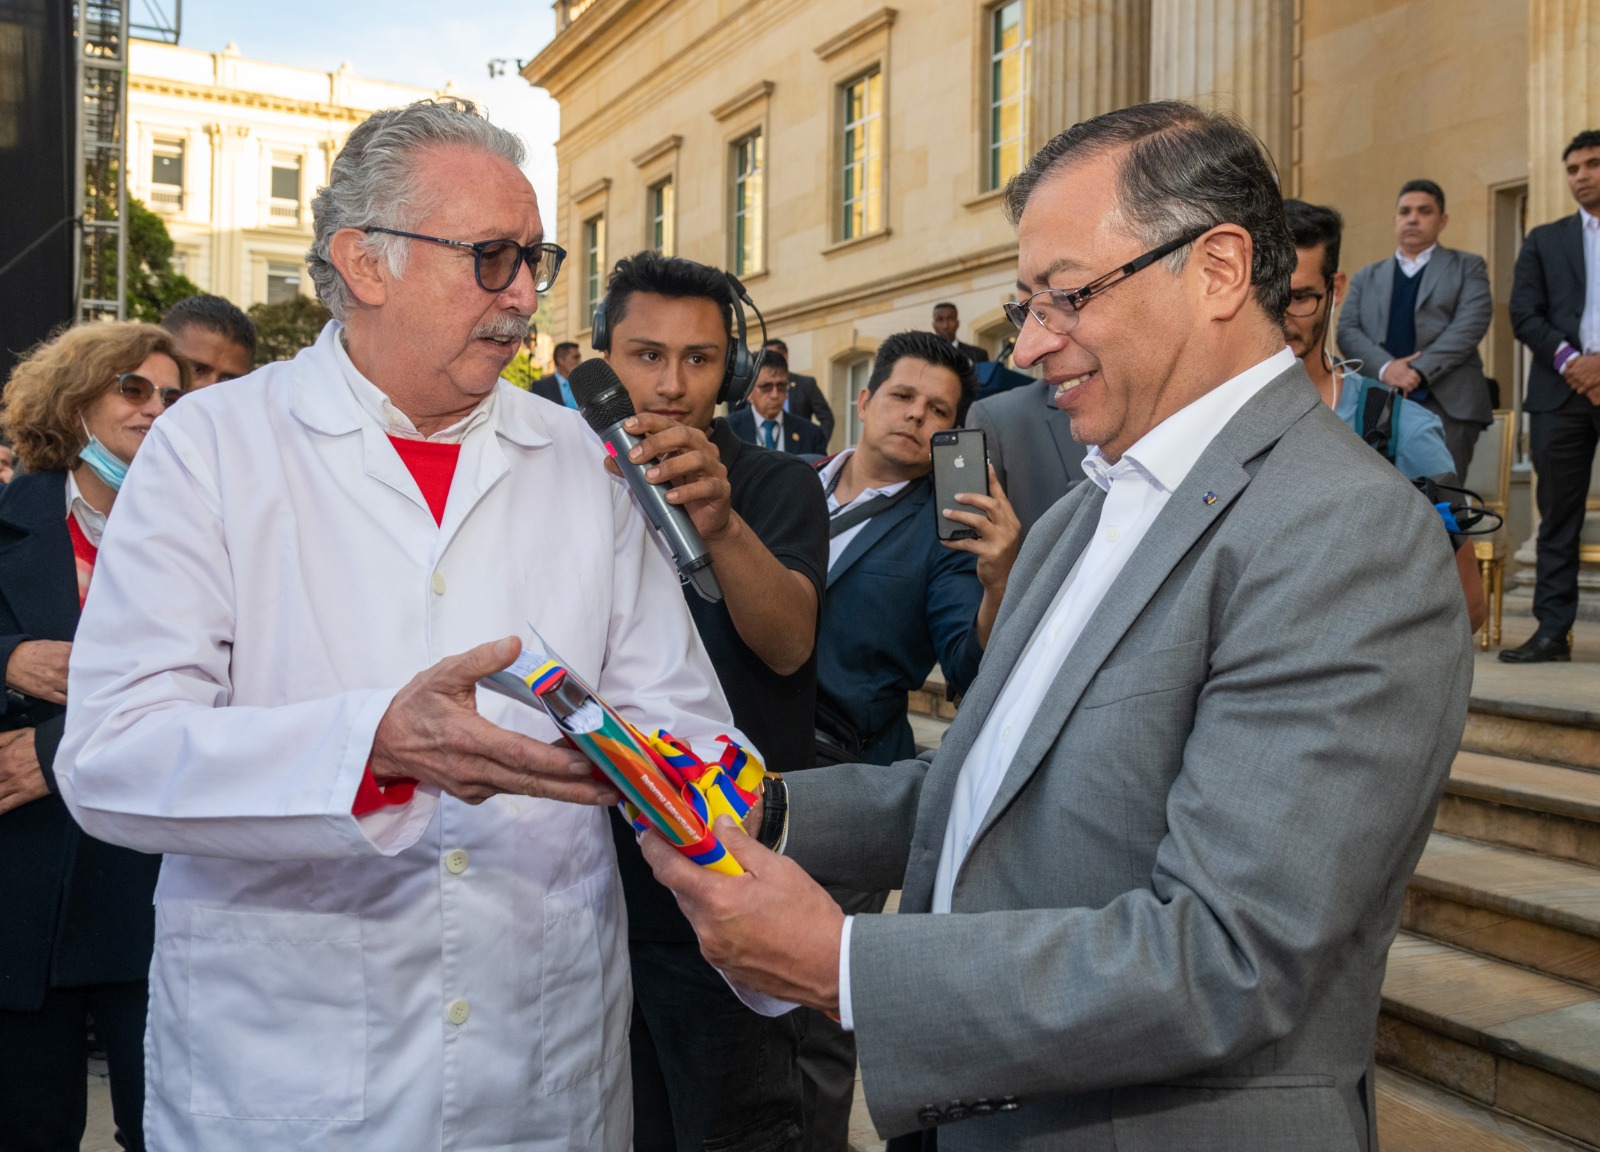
[{"xmin": 757, "ymin": 774, "xmax": 788, "ymax": 851}]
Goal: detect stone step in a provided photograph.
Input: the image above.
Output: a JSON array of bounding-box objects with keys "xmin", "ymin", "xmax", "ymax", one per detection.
[
  {"xmin": 1438, "ymin": 751, "xmax": 1600, "ymax": 869},
  {"xmin": 1465, "ymin": 662, "xmax": 1600, "ymax": 771},
  {"xmin": 1405, "ymin": 833, "xmax": 1600, "ymax": 990},
  {"xmin": 1378, "ymin": 931, "xmax": 1600, "ymax": 1146},
  {"xmin": 1376, "ymin": 1066, "xmax": 1593, "ymax": 1151}
]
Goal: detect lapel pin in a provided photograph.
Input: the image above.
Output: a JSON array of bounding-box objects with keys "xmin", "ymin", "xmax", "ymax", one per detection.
[{"xmin": 1203, "ymin": 491, "xmax": 1218, "ymax": 505}]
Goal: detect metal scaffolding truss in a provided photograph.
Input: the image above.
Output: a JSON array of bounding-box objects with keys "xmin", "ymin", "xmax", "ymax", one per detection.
[{"xmin": 75, "ymin": 0, "xmax": 129, "ymax": 323}]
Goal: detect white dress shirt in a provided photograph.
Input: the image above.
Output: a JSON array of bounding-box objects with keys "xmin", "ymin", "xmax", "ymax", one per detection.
[
  {"xmin": 817, "ymin": 448, "xmax": 910, "ymax": 571},
  {"xmin": 65, "ymin": 469, "xmax": 109, "ymax": 547},
  {"xmin": 1395, "ymin": 243, "xmax": 1437, "ymax": 279},
  {"xmin": 836, "ymin": 345, "xmax": 1296, "ymax": 1031}
]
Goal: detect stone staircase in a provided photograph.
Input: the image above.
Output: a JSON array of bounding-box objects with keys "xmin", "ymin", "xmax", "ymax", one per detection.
[
  {"xmin": 904, "ymin": 656, "xmax": 1600, "ymax": 1149},
  {"xmin": 1376, "ymin": 683, "xmax": 1600, "ymax": 1150}
]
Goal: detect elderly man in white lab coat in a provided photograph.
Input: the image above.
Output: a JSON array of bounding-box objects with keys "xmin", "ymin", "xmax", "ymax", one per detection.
[{"xmin": 55, "ymin": 98, "xmax": 740, "ymax": 1151}]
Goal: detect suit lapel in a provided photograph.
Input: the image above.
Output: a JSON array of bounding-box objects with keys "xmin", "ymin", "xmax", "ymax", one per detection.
[
  {"xmin": 1567, "ymin": 214, "xmax": 1586, "ymax": 289},
  {"xmin": 0, "ymin": 474, "xmax": 80, "ymax": 639},
  {"xmin": 963, "ymin": 369, "xmax": 1319, "ymax": 854},
  {"xmin": 825, "ymin": 481, "xmax": 928, "ymax": 589},
  {"xmin": 1372, "ymin": 259, "xmax": 1394, "ymax": 337},
  {"xmin": 1413, "ymin": 246, "xmax": 1450, "ymax": 314}
]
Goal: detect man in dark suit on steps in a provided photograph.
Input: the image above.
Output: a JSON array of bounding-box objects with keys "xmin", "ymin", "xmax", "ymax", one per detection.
[
  {"xmin": 1338, "ymin": 179, "xmax": 1493, "ymax": 477},
  {"xmin": 728, "ymin": 351, "xmax": 830, "ymax": 456},
  {"xmin": 764, "ymin": 339, "xmax": 834, "ymax": 444},
  {"xmin": 932, "ymin": 302, "xmax": 991, "ymax": 368},
  {"xmin": 1504, "ymin": 129, "xmax": 1600, "ymax": 664}
]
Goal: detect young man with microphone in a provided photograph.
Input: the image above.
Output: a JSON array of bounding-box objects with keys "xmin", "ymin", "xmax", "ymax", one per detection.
[{"xmin": 582, "ymin": 251, "xmax": 828, "ymax": 1152}]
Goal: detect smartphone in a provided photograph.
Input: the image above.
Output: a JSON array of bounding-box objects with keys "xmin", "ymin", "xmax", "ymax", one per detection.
[{"xmin": 930, "ymin": 428, "xmax": 989, "ymax": 542}]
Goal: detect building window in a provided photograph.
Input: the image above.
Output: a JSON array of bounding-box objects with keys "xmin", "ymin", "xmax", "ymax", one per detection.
[
  {"xmin": 840, "ymin": 70, "xmax": 883, "ymax": 240},
  {"xmin": 842, "ymin": 358, "xmax": 872, "ymax": 447},
  {"xmin": 584, "ymin": 214, "xmax": 607, "ymax": 316},
  {"xmin": 150, "ymin": 139, "xmax": 184, "ymax": 211},
  {"xmin": 270, "ymin": 154, "xmax": 302, "ymax": 225},
  {"xmin": 649, "ymin": 178, "xmax": 675, "ymax": 256},
  {"xmin": 987, "ymin": 0, "xmax": 1028, "ymax": 191},
  {"xmin": 731, "ymin": 131, "xmax": 764, "ymax": 276},
  {"xmin": 266, "ymin": 262, "xmax": 302, "ymax": 304}
]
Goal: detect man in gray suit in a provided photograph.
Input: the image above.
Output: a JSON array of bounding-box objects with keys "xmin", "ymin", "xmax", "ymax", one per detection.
[
  {"xmin": 641, "ymin": 102, "xmax": 1472, "ymax": 1150},
  {"xmin": 1337, "ymin": 179, "xmax": 1493, "ymax": 476},
  {"xmin": 968, "ymin": 374, "xmax": 1087, "ymax": 539}
]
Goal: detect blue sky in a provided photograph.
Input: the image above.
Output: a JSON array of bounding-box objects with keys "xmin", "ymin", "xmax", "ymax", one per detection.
[{"xmin": 173, "ymin": 0, "xmax": 562, "ymax": 219}]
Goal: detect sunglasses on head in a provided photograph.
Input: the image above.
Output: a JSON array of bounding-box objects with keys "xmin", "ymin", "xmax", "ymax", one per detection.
[{"xmin": 116, "ymin": 372, "xmax": 185, "ymax": 408}]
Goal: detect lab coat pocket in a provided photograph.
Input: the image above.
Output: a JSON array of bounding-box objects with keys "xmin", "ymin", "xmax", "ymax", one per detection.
[
  {"xmin": 541, "ymin": 869, "xmax": 626, "ymax": 1094},
  {"xmin": 188, "ymin": 906, "xmax": 366, "ymax": 1121}
]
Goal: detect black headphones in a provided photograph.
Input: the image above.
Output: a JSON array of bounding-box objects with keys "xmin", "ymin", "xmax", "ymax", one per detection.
[{"xmin": 590, "ymin": 270, "xmax": 768, "ymax": 406}]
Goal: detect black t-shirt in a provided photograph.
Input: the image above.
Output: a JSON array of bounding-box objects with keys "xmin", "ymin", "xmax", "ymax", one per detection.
[{"xmin": 611, "ymin": 416, "xmax": 829, "ymax": 941}]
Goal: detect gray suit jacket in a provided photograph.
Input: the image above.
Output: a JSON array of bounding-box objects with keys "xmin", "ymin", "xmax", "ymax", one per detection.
[
  {"xmin": 785, "ymin": 364, "xmax": 1473, "ymax": 1150},
  {"xmin": 1336, "ymin": 245, "xmax": 1493, "ymax": 423},
  {"xmin": 968, "ymin": 378, "xmax": 1087, "ymax": 539}
]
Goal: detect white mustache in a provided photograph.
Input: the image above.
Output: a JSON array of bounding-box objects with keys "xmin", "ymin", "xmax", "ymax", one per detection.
[{"xmin": 473, "ymin": 315, "xmax": 532, "ymax": 342}]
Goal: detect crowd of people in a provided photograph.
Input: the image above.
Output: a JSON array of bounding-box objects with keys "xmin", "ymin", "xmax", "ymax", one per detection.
[{"xmin": 0, "ymin": 91, "xmax": 1594, "ymax": 1152}]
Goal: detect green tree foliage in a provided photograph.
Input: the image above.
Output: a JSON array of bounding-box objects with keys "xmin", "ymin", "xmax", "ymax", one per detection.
[
  {"xmin": 122, "ymin": 197, "xmax": 202, "ymax": 322},
  {"xmin": 247, "ymin": 295, "xmax": 333, "ymax": 366}
]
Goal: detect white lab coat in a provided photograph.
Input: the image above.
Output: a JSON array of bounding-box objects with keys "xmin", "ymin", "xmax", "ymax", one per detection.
[{"xmin": 56, "ymin": 323, "xmax": 745, "ymax": 1151}]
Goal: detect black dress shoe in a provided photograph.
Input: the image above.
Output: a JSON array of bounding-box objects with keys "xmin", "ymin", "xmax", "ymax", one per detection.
[{"xmin": 1498, "ymin": 634, "xmax": 1572, "ymax": 663}]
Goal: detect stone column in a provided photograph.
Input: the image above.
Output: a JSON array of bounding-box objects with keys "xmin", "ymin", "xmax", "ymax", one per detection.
[
  {"xmin": 1028, "ymin": 0, "xmax": 1151, "ymax": 153},
  {"xmin": 1529, "ymin": 0, "xmax": 1600, "ymax": 226},
  {"xmin": 1148, "ymin": 0, "xmax": 1293, "ymax": 175}
]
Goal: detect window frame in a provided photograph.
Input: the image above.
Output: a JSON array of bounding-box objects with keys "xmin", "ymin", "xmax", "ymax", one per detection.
[
  {"xmin": 583, "ymin": 213, "xmax": 607, "ymax": 317},
  {"xmin": 649, "ymin": 177, "xmax": 675, "ymax": 257},
  {"xmin": 730, "ymin": 130, "xmax": 765, "ymax": 278},
  {"xmin": 985, "ymin": 0, "xmax": 1029, "ymax": 193},
  {"xmin": 838, "ymin": 69, "xmax": 885, "ymax": 242}
]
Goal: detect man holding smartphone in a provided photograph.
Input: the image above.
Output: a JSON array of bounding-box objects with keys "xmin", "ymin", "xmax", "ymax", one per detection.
[{"xmin": 801, "ymin": 329, "xmax": 1020, "ymax": 1150}]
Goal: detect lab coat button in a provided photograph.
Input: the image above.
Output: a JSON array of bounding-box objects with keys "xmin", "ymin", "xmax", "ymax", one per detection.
[
  {"xmin": 431, "ymin": 571, "xmax": 446, "ymax": 595},
  {"xmin": 444, "ymin": 849, "xmax": 469, "ymax": 874},
  {"xmin": 447, "ymin": 999, "xmax": 470, "ymax": 1025}
]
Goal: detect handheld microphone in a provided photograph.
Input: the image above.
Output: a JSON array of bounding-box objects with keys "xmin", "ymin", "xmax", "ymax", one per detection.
[{"xmin": 569, "ymin": 359, "xmax": 724, "ymax": 603}]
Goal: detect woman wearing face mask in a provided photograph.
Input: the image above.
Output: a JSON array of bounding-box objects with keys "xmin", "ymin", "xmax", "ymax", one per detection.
[{"xmin": 0, "ymin": 322, "xmax": 190, "ymax": 1152}]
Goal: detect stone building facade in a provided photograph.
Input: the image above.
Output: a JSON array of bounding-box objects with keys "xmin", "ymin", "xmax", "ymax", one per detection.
[
  {"xmin": 526, "ymin": 0, "xmax": 1600, "ymax": 454},
  {"xmin": 127, "ymin": 41, "xmax": 438, "ymax": 310}
]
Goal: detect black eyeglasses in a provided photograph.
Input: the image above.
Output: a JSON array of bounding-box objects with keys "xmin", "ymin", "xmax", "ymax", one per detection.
[
  {"xmin": 753, "ymin": 379, "xmax": 789, "ymax": 393},
  {"xmin": 362, "ymin": 228, "xmax": 567, "ymax": 293},
  {"xmin": 1285, "ymin": 287, "xmax": 1329, "ymax": 318},
  {"xmin": 116, "ymin": 372, "xmax": 184, "ymax": 408},
  {"xmin": 1004, "ymin": 228, "xmax": 1210, "ymax": 336}
]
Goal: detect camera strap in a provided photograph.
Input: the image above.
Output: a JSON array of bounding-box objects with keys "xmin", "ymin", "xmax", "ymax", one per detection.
[{"xmin": 825, "ymin": 476, "xmax": 923, "ymax": 539}]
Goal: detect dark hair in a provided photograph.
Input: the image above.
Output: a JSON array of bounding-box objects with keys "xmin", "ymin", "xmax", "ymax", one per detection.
[
  {"xmin": 1397, "ymin": 179, "xmax": 1445, "ymax": 213},
  {"xmin": 764, "ymin": 337, "xmax": 788, "ymax": 354},
  {"xmin": 1564, "ymin": 130, "xmax": 1600, "ymax": 162},
  {"xmin": 866, "ymin": 331, "xmax": 978, "ymax": 423},
  {"xmin": 1003, "ymin": 101, "xmax": 1296, "ymax": 322},
  {"xmin": 553, "ymin": 341, "xmax": 580, "ymax": 359},
  {"xmin": 1283, "ymin": 199, "xmax": 1343, "ymax": 283},
  {"xmin": 932, "ymin": 302, "xmax": 957, "ymax": 313},
  {"xmin": 161, "ymin": 293, "xmax": 258, "ymax": 359},
  {"xmin": 604, "ymin": 250, "xmax": 732, "ymax": 339},
  {"xmin": 758, "ymin": 349, "xmax": 788, "ymax": 373}
]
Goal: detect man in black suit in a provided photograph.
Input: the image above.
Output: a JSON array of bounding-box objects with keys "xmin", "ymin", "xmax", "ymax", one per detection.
[
  {"xmin": 729, "ymin": 351, "xmax": 830, "ymax": 455},
  {"xmin": 764, "ymin": 338, "xmax": 834, "ymax": 443},
  {"xmin": 530, "ymin": 340, "xmax": 581, "ymax": 408},
  {"xmin": 932, "ymin": 301, "xmax": 991, "ymax": 367},
  {"xmin": 1504, "ymin": 129, "xmax": 1600, "ymax": 663}
]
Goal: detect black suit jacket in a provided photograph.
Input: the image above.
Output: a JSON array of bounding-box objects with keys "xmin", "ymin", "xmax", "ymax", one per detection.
[
  {"xmin": 529, "ymin": 374, "xmax": 568, "ymax": 407},
  {"xmin": 0, "ymin": 470, "xmax": 161, "ymax": 1010},
  {"xmin": 1512, "ymin": 213, "xmax": 1590, "ymax": 413},
  {"xmin": 956, "ymin": 340, "xmax": 990, "ymax": 366},
  {"xmin": 728, "ymin": 405, "xmax": 830, "ymax": 456},
  {"xmin": 784, "ymin": 373, "xmax": 835, "ymax": 442}
]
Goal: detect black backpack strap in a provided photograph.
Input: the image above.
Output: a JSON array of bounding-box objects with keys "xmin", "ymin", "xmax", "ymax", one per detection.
[{"xmin": 1358, "ymin": 381, "xmax": 1400, "ymax": 464}]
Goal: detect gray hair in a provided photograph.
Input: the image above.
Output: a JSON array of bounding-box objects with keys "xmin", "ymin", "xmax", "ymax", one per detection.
[
  {"xmin": 306, "ymin": 97, "xmax": 527, "ymax": 318},
  {"xmin": 1002, "ymin": 101, "xmax": 1295, "ymax": 322}
]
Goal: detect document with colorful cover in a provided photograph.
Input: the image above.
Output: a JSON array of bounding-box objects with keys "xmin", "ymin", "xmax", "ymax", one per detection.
[{"xmin": 480, "ymin": 632, "xmax": 765, "ymax": 875}]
